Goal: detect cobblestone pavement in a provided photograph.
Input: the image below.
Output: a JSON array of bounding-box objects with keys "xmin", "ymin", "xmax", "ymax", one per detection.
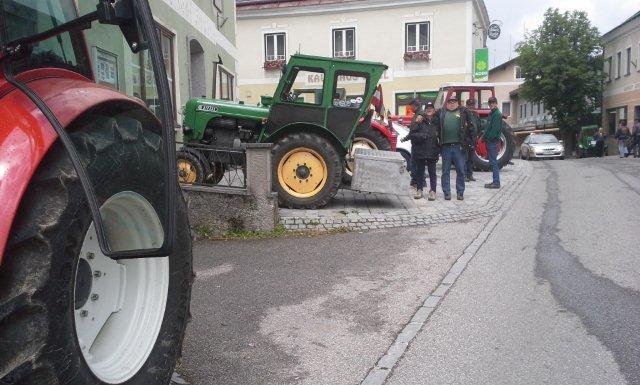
[{"xmin": 279, "ymin": 159, "xmax": 532, "ymax": 231}]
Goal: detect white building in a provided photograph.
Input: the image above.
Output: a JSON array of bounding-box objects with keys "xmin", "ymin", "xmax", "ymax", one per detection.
[{"xmin": 235, "ymin": 0, "xmax": 490, "ymax": 114}]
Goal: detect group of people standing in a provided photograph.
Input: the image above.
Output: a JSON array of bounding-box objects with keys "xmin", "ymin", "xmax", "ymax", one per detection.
[
  {"xmin": 400, "ymin": 95, "xmax": 503, "ymax": 201},
  {"xmin": 615, "ymin": 119, "xmax": 640, "ymax": 158}
]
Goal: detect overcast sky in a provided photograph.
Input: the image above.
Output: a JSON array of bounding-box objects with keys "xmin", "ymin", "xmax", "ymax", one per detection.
[{"xmin": 484, "ymin": 1, "xmax": 638, "ymax": 68}]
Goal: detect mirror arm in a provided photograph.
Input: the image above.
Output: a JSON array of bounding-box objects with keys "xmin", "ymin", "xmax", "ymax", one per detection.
[
  {"xmin": 96, "ymin": 0, "xmax": 147, "ymax": 53},
  {"xmin": 3, "ymin": 11, "xmax": 98, "ymax": 59}
]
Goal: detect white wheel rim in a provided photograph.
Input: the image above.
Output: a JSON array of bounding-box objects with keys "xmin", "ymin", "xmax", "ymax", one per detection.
[
  {"xmin": 74, "ymin": 192, "xmax": 169, "ymax": 384},
  {"xmin": 476, "ymin": 132, "xmax": 508, "ymax": 161},
  {"xmin": 346, "ymin": 137, "xmax": 378, "ymax": 176}
]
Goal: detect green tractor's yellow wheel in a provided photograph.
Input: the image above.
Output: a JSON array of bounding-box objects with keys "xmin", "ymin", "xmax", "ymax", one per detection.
[
  {"xmin": 176, "ymin": 150, "xmax": 206, "ymax": 184},
  {"xmin": 277, "ymin": 147, "xmax": 328, "ymax": 198},
  {"xmin": 272, "ymin": 133, "xmax": 342, "ymax": 209}
]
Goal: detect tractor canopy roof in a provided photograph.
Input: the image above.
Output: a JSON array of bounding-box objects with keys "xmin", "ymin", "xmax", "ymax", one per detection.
[
  {"xmin": 440, "ymin": 82, "xmax": 496, "ymax": 90},
  {"xmin": 287, "ymin": 54, "xmax": 388, "ymax": 71}
]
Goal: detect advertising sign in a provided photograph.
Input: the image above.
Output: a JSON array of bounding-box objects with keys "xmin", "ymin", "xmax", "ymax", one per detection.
[{"xmin": 474, "ymin": 48, "xmax": 489, "ymax": 82}]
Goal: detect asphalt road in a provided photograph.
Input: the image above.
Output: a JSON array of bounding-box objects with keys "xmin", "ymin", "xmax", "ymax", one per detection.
[
  {"xmin": 177, "ymin": 218, "xmax": 487, "ymax": 384},
  {"xmin": 388, "ymin": 156, "xmax": 640, "ymax": 385},
  {"xmin": 177, "ymin": 156, "xmax": 640, "ymax": 385}
]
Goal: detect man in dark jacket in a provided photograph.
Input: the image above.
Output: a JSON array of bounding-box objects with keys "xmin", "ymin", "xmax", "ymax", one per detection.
[
  {"xmin": 402, "ymin": 101, "xmax": 440, "ymax": 200},
  {"xmin": 483, "ymin": 96, "xmax": 502, "ymax": 188},
  {"xmin": 464, "ymin": 99, "xmax": 480, "ymax": 182},
  {"xmin": 438, "ymin": 96, "xmax": 475, "ymax": 201}
]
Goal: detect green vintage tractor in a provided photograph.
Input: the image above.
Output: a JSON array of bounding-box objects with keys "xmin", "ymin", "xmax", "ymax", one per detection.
[
  {"xmin": 577, "ymin": 125, "xmax": 600, "ymax": 158},
  {"xmin": 179, "ymin": 54, "xmax": 388, "ymax": 209}
]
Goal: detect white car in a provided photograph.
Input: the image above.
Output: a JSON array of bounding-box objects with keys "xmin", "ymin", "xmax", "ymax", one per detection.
[
  {"xmin": 520, "ymin": 133, "xmax": 565, "ymax": 160},
  {"xmin": 391, "ymin": 122, "xmax": 413, "ymax": 165}
]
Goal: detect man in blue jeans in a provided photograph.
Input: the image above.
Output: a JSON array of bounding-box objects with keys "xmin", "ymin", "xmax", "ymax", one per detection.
[
  {"xmin": 438, "ymin": 97, "xmax": 474, "ymax": 200},
  {"xmin": 483, "ymin": 97, "xmax": 502, "ymax": 189}
]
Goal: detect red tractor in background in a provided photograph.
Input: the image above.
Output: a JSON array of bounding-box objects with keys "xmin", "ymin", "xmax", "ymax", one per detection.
[
  {"xmin": 0, "ymin": 1, "xmax": 192, "ymax": 384},
  {"xmin": 390, "ymin": 83, "xmax": 515, "ymax": 171}
]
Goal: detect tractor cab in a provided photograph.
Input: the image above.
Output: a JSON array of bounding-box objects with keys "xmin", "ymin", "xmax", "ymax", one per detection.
[
  {"xmin": 261, "ymin": 54, "xmax": 387, "ymax": 150},
  {"xmin": 435, "ymin": 83, "xmax": 497, "ymax": 118}
]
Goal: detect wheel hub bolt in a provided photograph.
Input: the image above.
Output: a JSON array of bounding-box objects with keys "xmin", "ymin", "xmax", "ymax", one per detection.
[
  {"xmin": 91, "ymin": 294, "xmax": 99, "ymax": 301},
  {"xmin": 93, "ymin": 271, "xmax": 102, "ymax": 278},
  {"xmin": 80, "ymin": 310, "xmax": 88, "ymax": 317}
]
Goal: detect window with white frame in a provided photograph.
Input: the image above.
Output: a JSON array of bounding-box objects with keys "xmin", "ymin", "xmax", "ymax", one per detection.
[
  {"xmin": 219, "ymin": 66, "xmax": 234, "ymax": 101},
  {"xmin": 616, "ymin": 51, "xmax": 621, "ymax": 79},
  {"xmin": 333, "ymin": 28, "xmax": 355, "ymax": 59},
  {"xmin": 405, "ymin": 22, "xmax": 429, "ymax": 53},
  {"xmin": 502, "ymin": 102, "xmax": 511, "ymax": 117},
  {"xmin": 514, "ymin": 65, "xmax": 523, "ymax": 79},
  {"xmin": 626, "ymin": 47, "xmax": 631, "ymax": 76},
  {"xmin": 264, "ymin": 33, "xmax": 286, "ymax": 62},
  {"xmin": 605, "ymin": 56, "xmax": 612, "ymax": 82}
]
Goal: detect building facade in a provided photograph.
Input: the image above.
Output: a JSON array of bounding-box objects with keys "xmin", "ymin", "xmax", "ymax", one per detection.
[
  {"xmin": 488, "ymin": 57, "xmax": 556, "ymax": 130},
  {"xmin": 602, "ymin": 11, "xmax": 640, "ymax": 136},
  {"xmin": 235, "ymin": 0, "xmax": 489, "ymax": 114},
  {"xmin": 488, "ymin": 58, "xmax": 521, "ymax": 127},
  {"xmin": 80, "ymin": 0, "xmax": 239, "ymax": 125}
]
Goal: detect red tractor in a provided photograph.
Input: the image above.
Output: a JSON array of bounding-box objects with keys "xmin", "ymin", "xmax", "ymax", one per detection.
[
  {"xmin": 0, "ymin": 1, "xmax": 192, "ymax": 384},
  {"xmin": 390, "ymin": 83, "xmax": 515, "ymax": 171}
]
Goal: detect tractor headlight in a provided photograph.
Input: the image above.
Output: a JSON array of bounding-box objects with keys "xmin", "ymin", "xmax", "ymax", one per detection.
[{"xmin": 183, "ymin": 125, "xmax": 193, "ymax": 135}]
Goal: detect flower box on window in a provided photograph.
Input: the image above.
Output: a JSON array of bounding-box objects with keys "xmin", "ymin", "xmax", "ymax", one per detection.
[
  {"xmin": 334, "ymin": 51, "xmax": 355, "ymax": 60},
  {"xmin": 403, "ymin": 51, "xmax": 430, "ymax": 62},
  {"xmin": 263, "ymin": 59, "xmax": 286, "ymax": 70}
]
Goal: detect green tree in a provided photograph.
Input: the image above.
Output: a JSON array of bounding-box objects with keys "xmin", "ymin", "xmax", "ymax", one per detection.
[{"xmin": 516, "ymin": 8, "xmax": 603, "ymax": 153}]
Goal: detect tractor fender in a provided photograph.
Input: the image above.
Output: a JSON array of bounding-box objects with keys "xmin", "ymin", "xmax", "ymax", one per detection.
[
  {"xmin": 264, "ymin": 123, "xmax": 347, "ymax": 155},
  {"xmin": 369, "ymin": 120, "xmax": 397, "ymax": 150},
  {"xmin": 0, "ymin": 77, "xmax": 145, "ymax": 263}
]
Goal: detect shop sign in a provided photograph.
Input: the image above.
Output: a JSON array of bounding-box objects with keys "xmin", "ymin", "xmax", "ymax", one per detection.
[{"xmin": 474, "ymin": 48, "xmax": 489, "ymax": 82}]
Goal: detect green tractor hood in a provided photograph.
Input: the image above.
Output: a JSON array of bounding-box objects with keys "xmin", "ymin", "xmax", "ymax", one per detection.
[{"xmin": 182, "ymin": 98, "xmax": 270, "ymax": 141}]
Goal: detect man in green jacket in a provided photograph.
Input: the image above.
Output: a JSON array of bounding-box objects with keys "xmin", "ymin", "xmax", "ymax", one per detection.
[
  {"xmin": 483, "ymin": 97, "xmax": 502, "ymax": 189},
  {"xmin": 464, "ymin": 99, "xmax": 480, "ymax": 182}
]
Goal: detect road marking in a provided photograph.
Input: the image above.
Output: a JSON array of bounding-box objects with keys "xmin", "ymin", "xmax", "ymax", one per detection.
[{"xmin": 360, "ymin": 164, "xmax": 532, "ymax": 385}]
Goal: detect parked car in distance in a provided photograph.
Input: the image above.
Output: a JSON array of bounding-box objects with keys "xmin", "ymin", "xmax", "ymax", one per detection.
[{"xmin": 520, "ymin": 133, "xmax": 565, "ymax": 160}]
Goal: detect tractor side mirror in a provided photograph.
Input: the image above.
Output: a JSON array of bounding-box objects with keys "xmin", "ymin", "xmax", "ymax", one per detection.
[{"xmin": 97, "ymin": 0, "xmax": 147, "ymax": 53}]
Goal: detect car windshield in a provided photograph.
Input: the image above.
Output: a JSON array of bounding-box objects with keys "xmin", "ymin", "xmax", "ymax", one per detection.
[
  {"xmin": 1, "ymin": 0, "xmax": 91, "ymax": 77},
  {"xmin": 530, "ymin": 134, "xmax": 558, "ymax": 144}
]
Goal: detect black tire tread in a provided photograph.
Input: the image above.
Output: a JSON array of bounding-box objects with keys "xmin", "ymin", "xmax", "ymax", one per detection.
[{"xmin": 1, "ymin": 112, "xmax": 192, "ymax": 385}]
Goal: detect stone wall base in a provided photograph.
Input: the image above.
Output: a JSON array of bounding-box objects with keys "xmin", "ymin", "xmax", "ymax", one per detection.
[{"xmin": 182, "ymin": 185, "xmax": 278, "ymax": 237}]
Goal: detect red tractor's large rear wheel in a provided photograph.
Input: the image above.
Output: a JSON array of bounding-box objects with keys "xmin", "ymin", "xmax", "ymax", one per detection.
[
  {"xmin": 473, "ymin": 122, "xmax": 515, "ymax": 171},
  {"xmin": 0, "ymin": 116, "xmax": 193, "ymax": 385}
]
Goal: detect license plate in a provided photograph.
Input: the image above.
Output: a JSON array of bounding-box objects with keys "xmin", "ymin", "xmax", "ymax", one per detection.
[
  {"xmin": 543, "ymin": 151, "xmax": 554, "ymax": 155},
  {"xmin": 590, "ymin": 140, "xmax": 596, "ymax": 146}
]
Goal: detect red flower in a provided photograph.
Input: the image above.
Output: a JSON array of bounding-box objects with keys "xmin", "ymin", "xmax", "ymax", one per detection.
[
  {"xmin": 263, "ymin": 59, "xmax": 286, "ymax": 70},
  {"xmin": 403, "ymin": 51, "xmax": 430, "ymax": 62}
]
